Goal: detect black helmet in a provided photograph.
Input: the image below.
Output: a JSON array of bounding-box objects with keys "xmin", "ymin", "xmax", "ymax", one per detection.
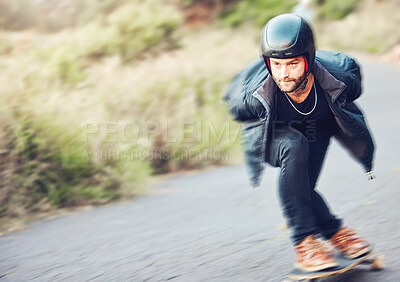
[{"xmin": 260, "ymin": 14, "xmax": 315, "ymax": 75}]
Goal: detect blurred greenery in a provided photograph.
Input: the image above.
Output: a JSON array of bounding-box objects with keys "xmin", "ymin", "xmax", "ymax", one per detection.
[
  {"xmin": 0, "ymin": 0, "xmax": 130, "ymax": 31},
  {"xmin": 220, "ymin": 0, "xmax": 297, "ymax": 27},
  {"xmin": 34, "ymin": 1, "xmax": 182, "ymax": 85},
  {"xmin": 314, "ymin": 0, "xmax": 400, "ymax": 54},
  {"xmin": 0, "ymin": 0, "xmax": 244, "ymax": 224},
  {"xmin": 0, "ymin": 94, "xmax": 151, "ymax": 217},
  {"xmin": 315, "ymin": 0, "xmax": 361, "ymax": 20},
  {"xmin": 133, "ymin": 72, "xmax": 241, "ymax": 173},
  {"xmin": 48, "ymin": 48, "xmax": 86, "ymax": 85},
  {"xmin": 107, "ymin": 2, "xmax": 182, "ymax": 63}
]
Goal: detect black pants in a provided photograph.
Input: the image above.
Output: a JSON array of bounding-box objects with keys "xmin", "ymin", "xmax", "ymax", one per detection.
[{"xmin": 265, "ymin": 126, "xmax": 342, "ymax": 245}]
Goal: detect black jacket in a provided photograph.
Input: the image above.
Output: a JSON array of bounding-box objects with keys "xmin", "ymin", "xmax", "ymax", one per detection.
[{"xmin": 223, "ymin": 50, "xmax": 375, "ymax": 187}]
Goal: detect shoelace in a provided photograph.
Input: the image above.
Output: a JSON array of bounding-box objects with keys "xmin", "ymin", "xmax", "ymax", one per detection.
[
  {"xmin": 300, "ymin": 237, "xmax": 327, "ymax": 258},
  {"xmin": 333, "ymin": 228, "xmax": 360, "ymax": 251}
]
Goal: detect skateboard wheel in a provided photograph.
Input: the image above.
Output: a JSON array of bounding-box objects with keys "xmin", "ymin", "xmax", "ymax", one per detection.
[{"xmin": 370, "ymin": 255, "xmax": 385, "ymax": 270}]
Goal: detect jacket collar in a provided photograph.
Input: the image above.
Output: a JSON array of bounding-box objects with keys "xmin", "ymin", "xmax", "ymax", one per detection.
[
  {"xmin": 256, "ymin": 61, "xmax": 346, "ymax": 104},
  {"xmin": 312, "ymin": 61, "xmax": 346, "ymax": 102},
  {"xmin": 255, "ymin": 73, "xmax": 277, "ymax": 105}
]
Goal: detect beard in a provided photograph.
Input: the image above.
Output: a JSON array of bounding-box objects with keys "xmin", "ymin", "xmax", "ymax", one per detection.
[{"xmin": 273, "ymin": 73, "xmax": 307, "ymax": 94}]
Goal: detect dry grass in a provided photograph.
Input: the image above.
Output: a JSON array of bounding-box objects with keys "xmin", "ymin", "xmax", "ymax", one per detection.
[
  {"xmin": 316, "ymin": 0, "xmax": 400, "ymax": 55},
  {"xmin": 0, "ymin": 22, "xmax": 257, "ymax": 227}
]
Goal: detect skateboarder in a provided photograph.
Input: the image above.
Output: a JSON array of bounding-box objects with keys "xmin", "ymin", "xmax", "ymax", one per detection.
[{"xmin": 223, "ymin": 14, "xmax": 375, "ymax": 272}]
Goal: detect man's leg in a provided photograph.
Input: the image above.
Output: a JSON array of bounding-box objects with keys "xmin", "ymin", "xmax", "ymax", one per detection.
[
  {"xmin": 304, "ymin": 137, "xmax": 370, "ymax": 259},
  {"xmin": 307, "ymin": 138, "xmax": 342, "ymax": 240},
  {"xmin": 266, "ymin": 126, "xmax": 319, "ymax": 245},
  {"xmin": 266, "ymin": 126, "xmax": 339, "ymax": 271}
]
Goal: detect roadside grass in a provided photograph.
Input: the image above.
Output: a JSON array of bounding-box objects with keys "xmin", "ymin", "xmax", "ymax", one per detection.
[
  {"xmin": 0, "ymin": 0, "xmax": 184, "ymax": 224},
  {"xmin": 316, "ymin": 0, "xmax": 362, "ymax": 20},
  {"xmin": 220, "ymin": 0, "xmax": 297, "ymax": 28},
  {"xmin": 0, "ymin": 22, "xmax": 256, "ymax": 232},
  {"xmin": 315, "ymin": 0, "xmax": 400, "ymax": 54},
  {"xmin": 0, "ymin": 0, "xmax": 133, "ymax": 32},
  {"xmin": 33, "ymin": 1, "xmax": 182, "ymax": 85},
  {"xmin": 0, "ymin": 56, "xmax": 152, "ymax": 216},
  {"xmin": 84, "ymin": 26, "xmax": 256, "ymax": 172}
]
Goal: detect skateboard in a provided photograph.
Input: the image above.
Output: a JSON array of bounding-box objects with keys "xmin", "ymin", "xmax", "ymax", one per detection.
[{"xmin": 283, "ymin": 248, "xmax": 385, "ymax": 282}]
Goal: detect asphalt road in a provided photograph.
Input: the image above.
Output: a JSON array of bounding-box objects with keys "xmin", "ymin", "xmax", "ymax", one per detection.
[{"xmin": 1, "ymin": 58, "xmax": 400, "ymax": 281}]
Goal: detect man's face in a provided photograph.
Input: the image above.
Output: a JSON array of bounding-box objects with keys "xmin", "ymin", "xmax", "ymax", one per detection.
[{"xmin": 269, "ymin": 56, "xmax": 307, "ymax": 93}]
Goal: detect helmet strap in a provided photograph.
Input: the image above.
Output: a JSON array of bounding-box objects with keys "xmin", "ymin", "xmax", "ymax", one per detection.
[
  {"xmin": 294, "ymin": 56, "xmax": 309, "ymax": 93},
  {"xmin": 294, "ymin": 74, "xmax": 309, "ymax": 93}
]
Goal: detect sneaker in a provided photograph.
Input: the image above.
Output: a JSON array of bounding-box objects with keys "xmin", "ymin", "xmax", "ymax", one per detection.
[
  {"xmin": 295, "ymin": 235, "xmax": 339, "ymax": 272},
  {"xmin": 329, "ymin": 227, "xmax": 371, "ymax": 259}
]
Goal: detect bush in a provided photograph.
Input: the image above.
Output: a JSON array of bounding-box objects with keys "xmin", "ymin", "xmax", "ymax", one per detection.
[
  {"xmin": 126, "ymin": 69, "xmax": 241, "ymax": 173},
  {"xmin": 315, "ymin": 0, "xmax": 399, "ymax": 54},
  {"xmin": 220, "ymin": 0, "xmax": 297, "ymax": 28},
  {"xmin": 316, "ymin": 0, "xmax": 361, "ymax": 20},
  {"xmin": 47, "ymin": 48, "xmax": 86, "ymax": 85},
  {"xmin": 35, "ymin": 0, "xmax": 182, "ymax": 84},
  {"xmin": 0, "ymin": 61, "xmax": 151, "ymax": 219},
  {"xmin": 107, "ymin": 1, "xmax": 182, "ymax": 62},
  {"xmin": 0, "ymin": 0, "xmax": 129, "ymax": 32},
  {"xmin": 0, "ymin": 105, "xmax": 151, "ymax": 217},
  {"xmin": 0, "ymin": 7, "xmax": 250, "ymax": 226}
]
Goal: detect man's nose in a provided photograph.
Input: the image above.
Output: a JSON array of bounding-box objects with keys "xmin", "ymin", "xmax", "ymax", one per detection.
[{"xmin": 279, "ymin": 67, "xmax": 290, "ymax": 79}]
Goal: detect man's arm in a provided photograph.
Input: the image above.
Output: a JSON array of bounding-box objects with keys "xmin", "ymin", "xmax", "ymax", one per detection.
[
  {"xmin": 223, "ymin": 60, "xmax": 268, "ymax": 122},
  {"xmin": 346, "ymin": 56, "xmax": 362, "ymax": 101}
]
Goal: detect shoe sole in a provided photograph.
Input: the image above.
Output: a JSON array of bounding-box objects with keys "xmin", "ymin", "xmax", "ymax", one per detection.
[{"xmin": 294, "ymin": 261, "xmax": 339, "ymax": 272}]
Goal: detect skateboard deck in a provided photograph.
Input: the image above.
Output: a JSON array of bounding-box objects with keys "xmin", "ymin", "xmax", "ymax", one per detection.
[{"xmin": 283, "ymin": 248, "xmax": 385, "ymax": 281}]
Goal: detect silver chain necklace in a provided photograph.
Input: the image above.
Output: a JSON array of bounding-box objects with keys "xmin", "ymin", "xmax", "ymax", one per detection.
[{"xmin": 284, "ymin": 82, "xmax": 317, "ymax": 116}]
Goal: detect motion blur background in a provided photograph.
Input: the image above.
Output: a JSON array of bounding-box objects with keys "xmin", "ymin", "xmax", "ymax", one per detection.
[{"xmin": 1, "ymin": 0, "xmax": 399, "ymax": 234}]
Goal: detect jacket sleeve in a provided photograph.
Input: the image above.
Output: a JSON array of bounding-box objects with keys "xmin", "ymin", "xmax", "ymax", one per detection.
[
  {"xmin": 223, "ymin": 61, "xmax": 268, "ymax": 122},
  {"xmin": 346, "ymin": 56, "xmax": 362, "ymax": 101}
]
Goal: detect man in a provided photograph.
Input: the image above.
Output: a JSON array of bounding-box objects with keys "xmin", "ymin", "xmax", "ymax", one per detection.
[{"xmin": 223, "ymin": 14, "xmax": 375, "ymax": 272}]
